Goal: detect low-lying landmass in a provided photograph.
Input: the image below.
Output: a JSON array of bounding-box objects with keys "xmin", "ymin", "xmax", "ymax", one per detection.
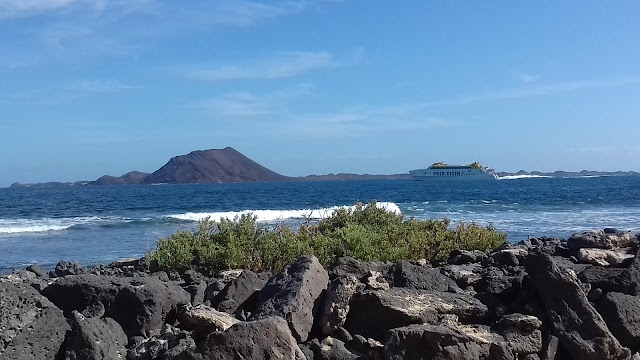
[
  {"xmin": 2, "ymin": 203, "xmax": 640, "ymax": 359},
  {"xmin": 8, "ymin": 147, "xmax": 639, "ymax": 188}
]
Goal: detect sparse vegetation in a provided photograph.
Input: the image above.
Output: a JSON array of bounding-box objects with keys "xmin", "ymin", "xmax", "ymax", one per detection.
[{"xmin": 146, "ymin": 202, "xmax": 506, "ymax": 273}]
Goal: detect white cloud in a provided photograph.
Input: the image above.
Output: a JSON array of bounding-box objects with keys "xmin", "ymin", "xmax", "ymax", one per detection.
[
  {"xmin": 185, "ymin": 51, "xmax": 342, "ymax": 81},
  {"xmin": 66, "ymin": 80, "xmax": 140, "ymax": 93}
]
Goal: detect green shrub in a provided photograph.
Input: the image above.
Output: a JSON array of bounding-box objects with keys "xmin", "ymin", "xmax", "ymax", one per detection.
[{"xmin": 146, "ymin": 201, "xmax": 507, "ymax": 273}]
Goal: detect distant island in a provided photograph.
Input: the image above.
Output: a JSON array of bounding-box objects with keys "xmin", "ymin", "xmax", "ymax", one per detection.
[{"xmin": 8, "ymin": 147, "xmax": 639, "ymax": 188}]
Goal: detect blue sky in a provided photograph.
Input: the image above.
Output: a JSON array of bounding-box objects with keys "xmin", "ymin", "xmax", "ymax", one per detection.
[{"xmin": 1, "ymin": 1, "xmax": 639, "ymax": 186}]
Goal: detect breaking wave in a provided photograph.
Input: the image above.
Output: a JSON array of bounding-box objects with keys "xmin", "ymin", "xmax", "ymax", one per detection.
[
  {"xmin": 0, "ymin": 216, "xmax": 130, "ymax": 234},
  {"xmin": 165, "ymin": 202, "xmax": 402, "ymax": 222}
]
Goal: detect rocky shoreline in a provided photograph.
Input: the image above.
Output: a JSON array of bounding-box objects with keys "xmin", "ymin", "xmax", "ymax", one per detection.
[{"xmin": 2, "ymin": 229, "xmax": 640, "ymax": 359}]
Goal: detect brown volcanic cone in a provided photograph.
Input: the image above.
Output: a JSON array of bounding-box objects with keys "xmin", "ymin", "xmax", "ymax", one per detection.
[{"xmin": 142, "ymin": 147, "xmax": 289, "ymax": 184}]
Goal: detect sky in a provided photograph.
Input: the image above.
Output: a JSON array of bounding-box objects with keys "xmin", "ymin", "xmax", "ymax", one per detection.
[{"xmin": 1, "ymin": 1, "xmax": 639, "ymax": 186}]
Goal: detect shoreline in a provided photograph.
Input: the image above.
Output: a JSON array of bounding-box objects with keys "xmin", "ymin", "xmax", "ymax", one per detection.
[{"xmin": 2, "ymin": 228, "xmax": 640, "ymax": 359}]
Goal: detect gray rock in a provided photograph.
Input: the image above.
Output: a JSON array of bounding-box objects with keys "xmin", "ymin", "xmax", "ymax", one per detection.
[
  {"xmin": 128, "ymin": 324, "xmax": 196, "ymax": 360},
  {"xmin": 211, "ymin": 269, "xmax": 270, "ymax": 314},
  {"xmin": 251, "ymin": 255, "xmax": 329, "ymax": 342},
  {"xmin": 383, "ymin": 323, "xmax": 510, "ymax": 360},
  {"xmin": 525, "ymin": 252, "xmax": 630, "ymax": 360},
  {"xmin": 183, "ymin": 280, "xmax": 207, "ymax": 306},
  {"xmin": 567, "ymin": 229, "xmax": 635, "ymax": 250},
  {"xmin": 502, "ymin": 327, "xmax": 542, "ymax": 356},
  {"xmin": 440, "ymin": 263, "xmax": 484, "ymax": 288},
  {"xmin": 26, "ymin": 264, "xmax": 48, "ymax": 278},
  {"xmin": 309, "ymin": 337, "xmax": 360, "ymax": 360},
  {"xmin": 318, "ymin": 274, "xmax": 359, "ymax": 335},
  {"xmin": 42, "ymin": 274, "xmax": 190, "ymax": 337},
  {"xmin": 362, "ymin": 270, "xmax": 390, "ymax": 290},
  {"xmin": 498, "ymin": 313, "xmax": 542, "ymax": 333},
  {"xmin": 0, "ymin": 282, "xmax": 70, "ymax": 360},
  {"xmin": 578, "ymin": 266, "xmax": 639, "ymax": 295},
  {"xmin": 575, "ymin": 248, "xmax": 635, "ymax": 266},
  {"xmin": 540, "ymin": 334, "xmax": 559, "ymax": 360},
  {"xmin": 64, "ymin": 311, "xmax": 128, "ymax": 360},
  {"xmin": 197, "ymin": 316, "xmax": 306, "ymax": 360},
  {"xmin": 448, "ymin": 249, "xmax": 488, "ymax": 265},
  {"xmin": 52, "ymin": 260, "xmax": 87, "ymax": 277},
  {"xmin": 328, "ymin": 256, "xmax": 391, "ymax": 280},
  {"xmin": 345, "ymin": 288, "xmax": 488, "ymax": 341},
  {"xmin": 473, "ymin": 267, "xmax": 525, "ymax": 298},
  {"xmin": 386, "ymin": 260, "xmax": 460, "ymax": 291},
  {"xmin": 595, "ymin": 292, "xmax": 640, "ymax": 353},
  {"xmin": 177, "ymin": 304, "xmax": 239, "ymax": 335},
  {"xmin": 491, "ymin": 248, "xmax": 528, "ymax": 267}
]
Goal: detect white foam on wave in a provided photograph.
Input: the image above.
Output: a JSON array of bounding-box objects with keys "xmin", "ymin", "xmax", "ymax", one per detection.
[
  {"xmin": 0, "ymin": 216, "xmax": 127, "ymax": 234},
  {"xmin": 497, "ymin": 175, "xmax": 552, "ymax": 180},
  {"xmin": 166, "ymin": 202, "xmax": 402, "ymax": 223}
]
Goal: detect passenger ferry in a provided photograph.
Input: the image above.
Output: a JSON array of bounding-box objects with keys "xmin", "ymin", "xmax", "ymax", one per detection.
[{"xmin": 409, "ymin": 162, "xmax": 498, "ymax": 180}]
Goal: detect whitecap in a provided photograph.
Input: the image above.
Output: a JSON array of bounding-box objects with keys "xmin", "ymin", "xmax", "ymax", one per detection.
[
  {"xmin": 497, "ymin": 175, "xmax": 552, "ymax": 180},
  {"xmin": 0, "ymin": 216, "xmax": 128, "ymax": 234},
  {"xmin": 166, "ymin": 202, "xmax": 402, "ymax": 223}
]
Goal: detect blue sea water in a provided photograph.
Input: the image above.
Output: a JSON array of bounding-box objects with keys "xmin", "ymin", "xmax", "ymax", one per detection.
[{"xmin": 1, "ymin": 176, "xmax": 639, "ymax": 272}]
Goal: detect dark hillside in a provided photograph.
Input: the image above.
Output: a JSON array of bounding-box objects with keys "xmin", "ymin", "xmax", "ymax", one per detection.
[{"xmin": 142, "ymin": 147, "xmax": 289, "ymax": 184}]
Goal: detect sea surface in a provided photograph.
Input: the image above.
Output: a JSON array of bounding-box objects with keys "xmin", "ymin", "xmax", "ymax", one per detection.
[{"xmin": 1, "ymin": 176, "xmax": 639, "ymax": 272}]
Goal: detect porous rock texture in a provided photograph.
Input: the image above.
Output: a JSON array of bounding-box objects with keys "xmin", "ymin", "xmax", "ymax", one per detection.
[{"xmin": 3, "ymin": 228, "xmax": 640, "ymax": 360}]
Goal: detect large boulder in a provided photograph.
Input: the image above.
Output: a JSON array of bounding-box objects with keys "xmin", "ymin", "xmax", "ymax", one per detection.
[
  {"xmin": 383, "ymin": 323, "xmax": 511, "ymax": 360},
  {"xmin": 251, "ymin": 255, "xmax": 329, "ymax": 342},
  {"xmin": 575, "ymin": 248, "xmax": 635, "ymax": 266},
  {"xmin": 386, "ymin": 260, "xmax": 460, "ymax": 291},
  {"xmin": 211, "ymin": 269, "xmax": 270, "ymax": 314},
  {"xmin": 52, "ymin": 260, "xmax": 87, "ymax": 277},
  {"xmin": 197, "ymin": 316, "xmax": 306, "ymax": 359},
  {"xmin": 567, "ymin": 229, "xmax": 635, "ymax": 250},
  {"xmin": 578, "ymin": 266, "xmax": 639, "ymax": 295},
  {"xmin": 525, "ymin": 252, "xmax": 630, "ymax": 360},
  {"xmin": 345, "ymin": 288, "xmax": 488, "ymax": 341},
  {"xmin": 42, "ymin": 274, "xmax": 190, "ymax": 337},
  {"xmin": 595, "ymin": 292, "xmax": 640, "ymax": 353},
  {"xmin": 64, "ymin": 310, "xmax": 128, "ymax": 360},
  {"xmin": 0, "ymin": 281, "xmax": 70, "ymax": 360}
]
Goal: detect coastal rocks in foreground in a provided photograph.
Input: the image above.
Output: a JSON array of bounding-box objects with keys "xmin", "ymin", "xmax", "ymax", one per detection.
[{"xmin": 3, "ymin": 229, "xmax": 640, "ymax": 359}]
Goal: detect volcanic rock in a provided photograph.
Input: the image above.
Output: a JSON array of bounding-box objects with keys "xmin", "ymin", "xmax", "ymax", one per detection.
[
  {"xmin": 251, "ymin": 255, "xmax": 329, "ymax": 342},
  {"xmin": 42, "ymin": 274, "xmax": 190, "ymax": 337}
]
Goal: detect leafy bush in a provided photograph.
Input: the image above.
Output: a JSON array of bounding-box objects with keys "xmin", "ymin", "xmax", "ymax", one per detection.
[{"xmin": 146, "ymin": 202, "xmax": 506, "ymax": 273}]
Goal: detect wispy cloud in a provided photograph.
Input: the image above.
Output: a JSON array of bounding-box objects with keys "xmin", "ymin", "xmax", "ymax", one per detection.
[
  {"xmin": 189, "ymin": 84, "xmax": 313, "ymax": 118},
  {"xmin": 423, "ymin": 76, "xmax": 640, "ymax": 107},
  {"xmin": 516, "ymin": 72, "xmax": 539, "ymax": 83},
  {"xmin": 66, "ymin": 79, "xmax": 140, "ymax": 94},
  {"xmin": 171, "ymin": 1, "xmax": 305, "ymax": 27},
  {"xmin": 0, "ymin": 0, "xmax": 156, "ymax": 19},
  {"xmin": 0, "ymin": 0, "xmax": 80, "ymax": 18},
  {"xmin": 184, "ymin": 51, "xmax": 352, "ymax": 81}
]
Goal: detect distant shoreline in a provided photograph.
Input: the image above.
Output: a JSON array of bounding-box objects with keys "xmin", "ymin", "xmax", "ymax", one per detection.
[{"xmin": 7, "ymin": 170, "xmax": 640, "ymax": 189}]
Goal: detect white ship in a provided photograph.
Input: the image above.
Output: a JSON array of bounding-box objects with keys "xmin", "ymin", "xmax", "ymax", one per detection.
[{"xmin": 409, "ymin": 162, "xmax": 498, "ymax": 180}]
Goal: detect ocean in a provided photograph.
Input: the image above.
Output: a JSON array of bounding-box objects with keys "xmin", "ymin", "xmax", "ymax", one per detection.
[{"xmin": 1, "ymin": 175, "xmax": 639, "ymax": 272}]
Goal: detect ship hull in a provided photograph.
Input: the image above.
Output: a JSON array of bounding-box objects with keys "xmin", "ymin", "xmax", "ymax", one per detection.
[{"xmin": 409, "ymin": 168, "xmax": 498, "ymax": 180}]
